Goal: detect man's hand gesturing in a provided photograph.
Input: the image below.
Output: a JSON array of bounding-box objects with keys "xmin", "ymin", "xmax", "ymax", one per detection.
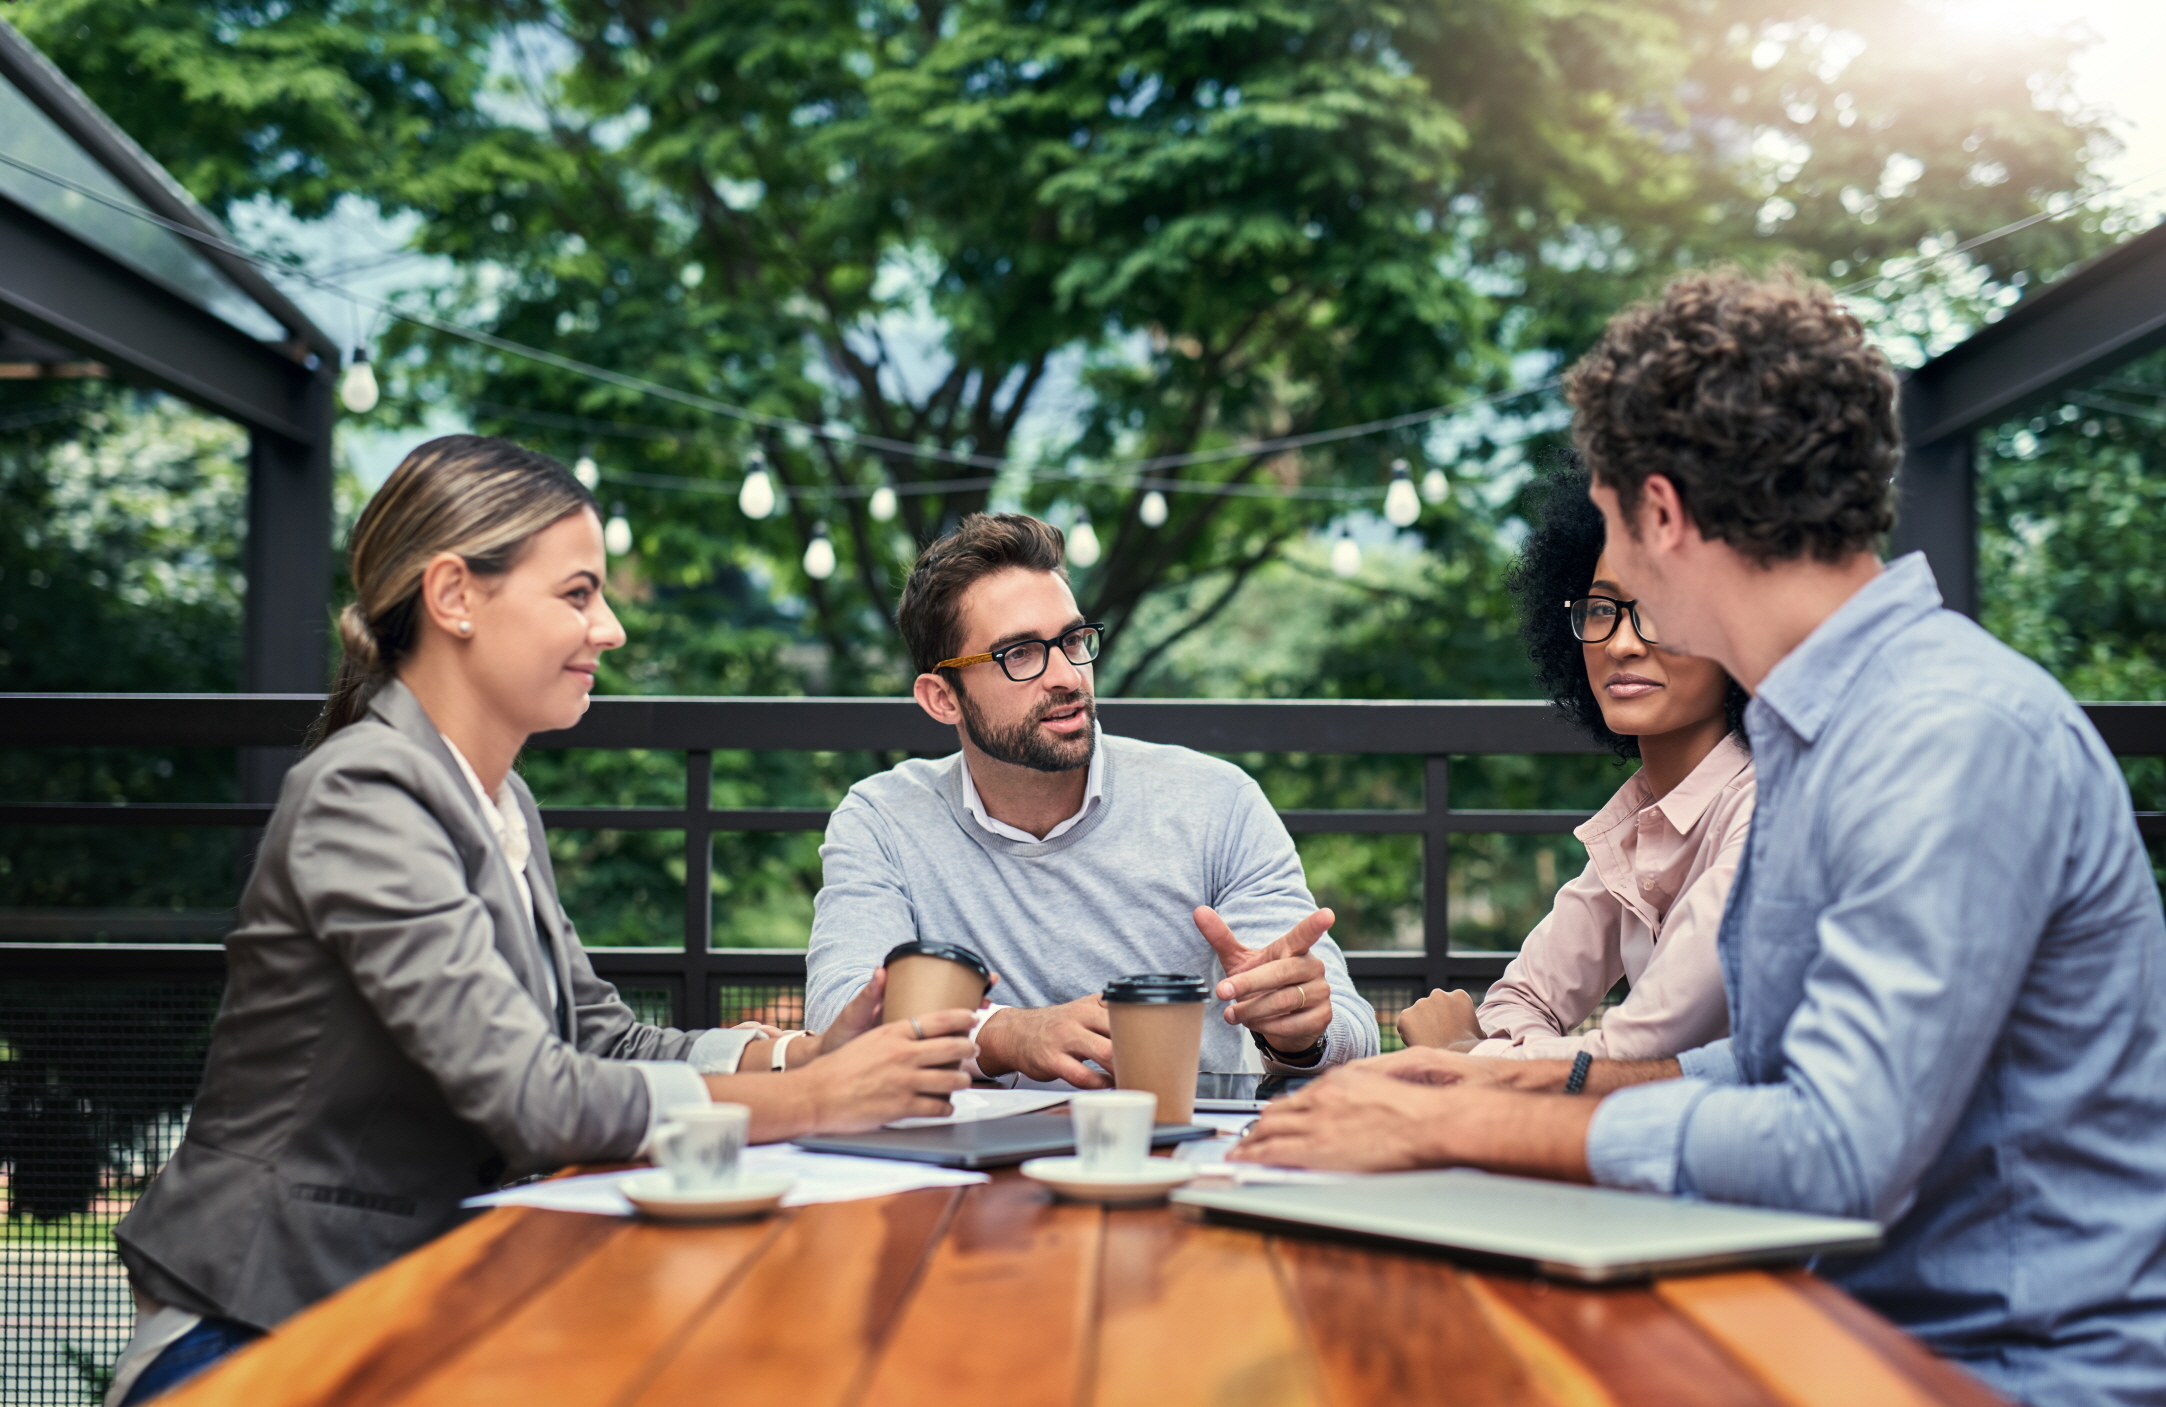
[
  {"xmin": 1196, "ymin": 906, "xmax": 1335, "ymax": 1057},
  {"xmin": 974, "ymin": 994, "xmax": 1114, "ymax": 1088}
]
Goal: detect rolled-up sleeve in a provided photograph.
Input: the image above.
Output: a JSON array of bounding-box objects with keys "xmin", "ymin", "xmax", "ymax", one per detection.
[{"xmin": 1587, "ymin": 700, "xmax": 2061, "ymax": 1221}]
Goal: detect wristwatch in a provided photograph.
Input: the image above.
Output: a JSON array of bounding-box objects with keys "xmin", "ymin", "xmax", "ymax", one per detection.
[{"xmin": 1253, "ymin": 1028, "xmax": 1327, "ymax": 1068}]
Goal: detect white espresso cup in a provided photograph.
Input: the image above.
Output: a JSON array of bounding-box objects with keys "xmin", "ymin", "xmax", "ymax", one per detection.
[
  {"xmin": 653, "ymin": 1102, "xmax": 750, "ymax": 1192},
  {"xmin": 1070, "ymin": 1089, "xmax": 1158, "ymax": 1174}
]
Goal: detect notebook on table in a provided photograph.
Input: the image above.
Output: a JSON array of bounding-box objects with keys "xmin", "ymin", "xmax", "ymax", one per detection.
[
  {"xmin": 794, "ymin": 1113, "xmax": 1215, "ymax": 1170},
  {"xmin": 1171, "ymin": 1170, "xmax": 1881, "ymax": 1283}
]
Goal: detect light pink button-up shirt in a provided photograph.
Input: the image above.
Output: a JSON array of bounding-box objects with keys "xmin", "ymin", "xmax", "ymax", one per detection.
[{"xmin": 1472, "ymin": 731, "xmax": 1754, "ymax": 1061}]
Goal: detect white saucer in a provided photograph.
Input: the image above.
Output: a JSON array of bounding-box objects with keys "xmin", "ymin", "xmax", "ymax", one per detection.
[
  {"xmin": 621, "ymin": 1170, "xmax": 794, "ymax": 1222},
  {"xmin": 1020, "ymin": 1156, "xmax": 1196, "ymax": 1204}
]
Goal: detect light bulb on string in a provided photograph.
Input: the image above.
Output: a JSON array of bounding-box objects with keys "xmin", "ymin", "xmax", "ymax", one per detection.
[
  {"xmin": 868, "ymin": 484, "xmax": 898, "ymax": 522},
  {"xmin": 339, "ymin": 348, "xmax": 379, "ymax": 414},
  {"xmin": 1138, "ymin": 490, "xmax": 1168, "ymax": 528},
  {"xmin": 1421, "ymin": 466, "xmax": 1450, "ymax": 504},
  {"xmin": 1383, "ymin": 459, "xmax": 1421, "ymax": 528},
  {"xmin": 604, "ymin": 503, "xmax": 633, "ymax": 557},
  {"xmin": 803, "ymin": 522, "xmax": 837, "ymax": 580},
  {"xmin": 738, "ymin": 452, "xmax": 776, "ymax": 519},
  {"xmin": 1331, "ymin": 529, "xmax": 1362, "ymax": 579},
  {"xmin": 573, "ymin": 453, "xmax": 600, "ymax": 491},
  {"xmin": 1067, "ymin": 516, "xmax": 1102, "ymax": 568}
]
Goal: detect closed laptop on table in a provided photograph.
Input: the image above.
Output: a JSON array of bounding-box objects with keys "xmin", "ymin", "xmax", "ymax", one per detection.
[
  {"xmin": 794, "ymin": 1112, "xmax": 1214, "ymax": 1169},
  {"xmin": 1171, "ymin": 1170, "xmax": 1881, "ymax": 1283}
]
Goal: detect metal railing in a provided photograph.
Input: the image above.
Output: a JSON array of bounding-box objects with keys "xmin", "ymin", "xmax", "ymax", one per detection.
[{"xmin": 5, "ymin": 694, "xmax": 2164, "ymax": 1027}]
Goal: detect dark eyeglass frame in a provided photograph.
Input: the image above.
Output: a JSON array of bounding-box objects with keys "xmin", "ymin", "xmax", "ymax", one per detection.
[
  {"xmin": 1564, "ymin": 595, "xmax": 1659, "ymax": 646},
  {"xmin": 936, "ymin": 622, "xmax": 1106, "ymax": 682}
]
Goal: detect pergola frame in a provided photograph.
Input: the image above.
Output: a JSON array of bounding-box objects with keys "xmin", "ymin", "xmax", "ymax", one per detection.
[
  {"xmin": 1892, "ymin": 220, "xmax": 2166, "ymax": 617},
  {"xmin": 0, "ymin": 22, "xmax": 339, "ymax": 796}
]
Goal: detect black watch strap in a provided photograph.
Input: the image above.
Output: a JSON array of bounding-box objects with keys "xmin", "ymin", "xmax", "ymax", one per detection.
[
  {"xmin": 1253, "ymin": 1027, "xmax": 1327, "ymax": 1068},
  {"xmin": 1564, "ymin": 1050, "xmax": 1594, "ymax": 1095}
]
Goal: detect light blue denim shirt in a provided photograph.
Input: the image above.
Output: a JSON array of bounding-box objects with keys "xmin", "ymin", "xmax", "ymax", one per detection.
[{"xmin": 1585, "ymin": 554, "xmax": 2166, "ymax": 1407}]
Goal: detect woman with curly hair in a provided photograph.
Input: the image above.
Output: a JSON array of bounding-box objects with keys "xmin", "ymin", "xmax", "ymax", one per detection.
[{"xmin": 1396, "ymin": 461, "xmax": 1752, "ymax": 1061}]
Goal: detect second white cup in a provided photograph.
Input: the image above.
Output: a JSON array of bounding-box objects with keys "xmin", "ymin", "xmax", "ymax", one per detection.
[
  {"xmin": 653, "ymin": 1102, "xmax": 750, "ymax": 1192},
  {"xmin": 1070, "ymin": 1090, "xmax": 1158, "ymax": 1174}
]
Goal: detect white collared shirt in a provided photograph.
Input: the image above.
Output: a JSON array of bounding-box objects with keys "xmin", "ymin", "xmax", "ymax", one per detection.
[
  {"xmin": 440, "ymin": 735, "xmax": 557, "ymax": 1014},
  {"xmin": 958, "ymin": 724, "xmax": 1106, "ymax": 843}
]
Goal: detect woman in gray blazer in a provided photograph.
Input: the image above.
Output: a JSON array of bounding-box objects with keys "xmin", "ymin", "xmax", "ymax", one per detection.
[{"xmin": 108, "ymin": 436, "xmax": 975, "ymax": 1404}]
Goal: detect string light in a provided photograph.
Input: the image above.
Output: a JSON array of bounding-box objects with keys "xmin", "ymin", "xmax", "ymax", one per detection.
[
  {"xmin": 803, "ymin": 522, "xmax": 837, "ymax": 580},
  {"xmin": 738, "ymin": 454, "xmax": 777, "ymax": 519},
  {"xmin": 1138, "ymin": 490, "xmax": 1168, "ymax": 527},
  {"xmin": 868, "ymin": 484, "xmax": 898, "ymax": 522},
  {"xmin": 1067, "ymin": 517, "xmax": 1102, "ymax": 568},
  {"xmin": 573, "ymin": 452, "xmax": 600, "ymax": 490},
  {"xmin": 339, "ymin": 348, "xmax": 378, "ymax": 414},
  {"xmin": 604, "ymin": 503, "xmax": 633, "ymax": 556},
  {"xmin": 1330, "ymin": 528, "xmax": 1362, "ymax": 578},
  {"xmin": 1383, "ymin": 459, "xmax": 1421, "ymax": 527},
  {"xmin": 1421, "ymin": 466, "xmax": 1450, "ymax": 503}
]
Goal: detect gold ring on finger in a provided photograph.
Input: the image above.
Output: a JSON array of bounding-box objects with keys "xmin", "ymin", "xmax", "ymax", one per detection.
[{"xmin": 1295, "ymin": 984, "xmax": 1308, "ymax": 1009}]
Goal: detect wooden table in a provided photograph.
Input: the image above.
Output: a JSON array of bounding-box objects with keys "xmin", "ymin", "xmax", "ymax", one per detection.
[{"xmin": 164, "ymin": 1168, "xmax": 2006, "ymax": 1407}]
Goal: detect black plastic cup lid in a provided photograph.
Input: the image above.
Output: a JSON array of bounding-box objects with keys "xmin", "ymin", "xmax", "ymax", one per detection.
[
  {"xmin": 882, "ymin": 940, "xmax": 990, "ymax": 980},
  {"xmin": 1103, "ymin": 973, "xmax": 1209, "ymax": 1004}
]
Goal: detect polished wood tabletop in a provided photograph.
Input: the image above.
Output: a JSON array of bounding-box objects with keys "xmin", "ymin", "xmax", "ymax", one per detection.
[{"xmin": 163, "ymin": 1166, "xmax": 2006, "ymax": 1407}]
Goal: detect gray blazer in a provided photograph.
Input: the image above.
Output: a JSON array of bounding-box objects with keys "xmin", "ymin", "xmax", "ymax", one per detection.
[{"xmin": 116, "ymin": 681, "xmax": 707, "ymax": 1328}]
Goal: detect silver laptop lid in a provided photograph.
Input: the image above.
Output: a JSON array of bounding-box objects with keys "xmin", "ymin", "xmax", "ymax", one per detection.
[{"xmin": 1171, "ymin": 1170, "xmax": 1881, "ymax": 1283}]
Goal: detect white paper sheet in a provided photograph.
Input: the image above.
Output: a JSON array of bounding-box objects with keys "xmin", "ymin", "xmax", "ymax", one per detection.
[
  {"xmin": 885, "ymin": 1088, "xmax": 1070, "ymax": 1129},
  {"xmin": 1171, "ymin": 1132, "xmax": 1356, "ymax": 1185},
  {"xmin": 464, "ymin": 1144, "xmax": 988, "ymax": 1218}
]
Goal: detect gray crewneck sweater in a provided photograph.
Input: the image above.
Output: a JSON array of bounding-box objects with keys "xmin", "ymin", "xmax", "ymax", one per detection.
[{"xmin": 805, "ymin": 734, "xmax": 1379, "ymax": 1083}]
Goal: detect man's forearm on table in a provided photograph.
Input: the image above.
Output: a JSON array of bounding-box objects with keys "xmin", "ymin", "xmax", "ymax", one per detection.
[
  {"xmin": 1496, "ymin": 1057, "xmax": 1681, "ymax": 1096},
  {"xmin": 1417, "ymin": 1087, "xmax": 1599, "ymax": 1183}
]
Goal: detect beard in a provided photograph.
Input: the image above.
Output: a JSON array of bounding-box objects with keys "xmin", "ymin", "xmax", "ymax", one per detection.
[{"xmin": 956, "ymin": 683, "xmax": 1097, "ymax": 773}]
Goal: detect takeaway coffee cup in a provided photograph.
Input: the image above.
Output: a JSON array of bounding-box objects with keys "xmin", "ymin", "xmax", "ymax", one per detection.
[
  {"xmin": 1103, "ymin": 973, "xmax": 1209, "ymax": 1125},
  {"xmin": 882, "ymin": 940, "xmax": 991, "ymax": 1027}
]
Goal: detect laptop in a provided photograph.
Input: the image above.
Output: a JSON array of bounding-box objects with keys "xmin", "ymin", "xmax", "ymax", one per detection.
[
  {"xmin": 1171, "ymin": 1170, "xmax": 1882, "ymax": 1283},
  {"xmin": 793, "ymin": 1112, "xmax": 1216, "ymax": 1170}
]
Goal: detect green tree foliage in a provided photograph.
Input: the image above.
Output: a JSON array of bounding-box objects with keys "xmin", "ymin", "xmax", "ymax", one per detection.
[{"xmin": 12, "ymin": 0, "xmax": 2110, "ymax": 692}]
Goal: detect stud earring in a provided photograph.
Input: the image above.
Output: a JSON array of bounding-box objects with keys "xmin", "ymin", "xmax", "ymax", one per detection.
[{"xmin": 457, "ymin": 620, "xmax": 473, "ymax": 635}]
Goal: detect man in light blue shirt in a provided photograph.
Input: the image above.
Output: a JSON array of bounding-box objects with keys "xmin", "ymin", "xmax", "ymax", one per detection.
[{"xmin": 1236, "ymin": 270, "xmax": 2166, "ymax": 1405}]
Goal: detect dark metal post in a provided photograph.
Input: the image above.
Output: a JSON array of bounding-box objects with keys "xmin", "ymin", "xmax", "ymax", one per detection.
[
  {"xmin": 685, "ymin": 749, "xmax": 714, "ymax": 1027},
  {"xmin": 1423, "ymin": 755, "xmax": 1451, "ymax": 996},
  {"xmin": 239, "ymin": 373, "xmax": 334, "ymax": 802},
  {"xmin": 1891, "ymin": 431, "xmax": 1978, "ymax": 619}
]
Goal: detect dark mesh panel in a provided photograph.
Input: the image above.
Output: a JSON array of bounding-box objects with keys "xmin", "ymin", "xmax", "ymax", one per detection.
[
  {"xmin": 711, "ymin": 984, "xmax": 806, "ymax": 1032},
  {"xmin": 1355, "ymin": 979, "xmax": 1417, "ymax": 1053},
  {"xmin": 0, "ymin": 980, "xmax": 221, "ymax": 1405},
  {"xmin": 616, "ymin": 986, "xmax": 675, "ymax": 1030}
]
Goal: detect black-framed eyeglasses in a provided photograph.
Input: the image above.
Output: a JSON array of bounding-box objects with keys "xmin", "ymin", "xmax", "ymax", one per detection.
[
  {"xmin": 937, "ymin": 623, "xmax": 1105, "ymax": 682},
  {"xmin": 1564, "ymin": 595, "xmax": 1659, "ymax": 646}
]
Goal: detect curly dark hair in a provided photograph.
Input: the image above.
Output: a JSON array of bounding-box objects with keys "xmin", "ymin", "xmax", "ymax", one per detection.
[
  {"xmin": 1508, "ymin": 461, "xmax": 1748, "ymax": 759},
  {"xmin": 1566, "ymin": 267, "xmax": 1898, "ymax": 564}
]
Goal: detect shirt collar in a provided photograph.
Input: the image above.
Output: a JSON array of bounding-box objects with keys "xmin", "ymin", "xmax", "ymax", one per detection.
[
  {"xmin": 958, "ymin": 723, "xmax": 1106, "ymax": 844},
  {"xmin": 1651, "ymin": 730, "xmax": 1753, "ymax": 834},
  {"xmin": 439, "ymin": 734, "xmax": 531, "ymax": 876},
  {"xmin": 1752, "ymin": 552, "xmax": 1944, "ymax": 747}
]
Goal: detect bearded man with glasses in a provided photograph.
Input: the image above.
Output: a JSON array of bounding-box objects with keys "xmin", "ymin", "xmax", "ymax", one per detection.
[{"xmin": 804, "ymin": 513, "xmax": 1379, "ymax": 1093}]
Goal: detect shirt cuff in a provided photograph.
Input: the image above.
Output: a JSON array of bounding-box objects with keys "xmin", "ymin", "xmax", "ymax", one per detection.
[
  {"xmin": 963, "ymin": 1003, "xmax": 1012, "ymax": 1084},
  {"xmin": 1676, "ymin": 1038, "xmax": 1741, "ymax": 1084},
  {"xmin": 630, "ymin": 1061, "xmax": 711, "ymax": 1158},
  {"xmin": 1583, "ymin": 1077, "xmax": 1717, "ymax": 1195},
  {"xmin": 686, "ymin": 1027, "xmax": 759, "ymax": 1076}
]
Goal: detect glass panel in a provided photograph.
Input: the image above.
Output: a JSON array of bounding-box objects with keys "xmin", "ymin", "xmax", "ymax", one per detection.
[
  {"xmin": 1447, "ymin": 832, "xmax": 1589, "ymax": 951},
  {"xmin": 547, "ymin": 828, "xmax": 684, "ymax": 947},
  {"xmin": 0, "ymin": 75, "xmax": 284, "ymax": 340},
  {"xmin": 0, "ymin": 826, "xmax": 243, "ymax": 941},
  {"xmin": 712, "ymin": 831, "xmax": 821, "ymax": 949},
  {"xmin": 1293, "ymin": 833, "xmax": 1421, "ymax": 951}
]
